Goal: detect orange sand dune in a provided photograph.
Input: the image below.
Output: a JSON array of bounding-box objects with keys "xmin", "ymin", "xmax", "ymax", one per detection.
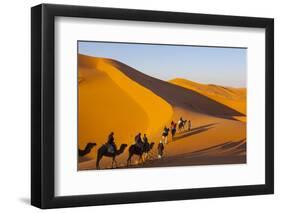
[
  {"xmin": 78, "ymin": 54, "xmax": 173, "ymax": 160},
  {"xmin": 108, "ymin": 59, "xmax": 244, "ymax": 120},
  {"xmin": 169, "ymin": 78, "xmax": 246, "ymax": 122},
  {"xmin": 78, "ymin": 55, "xmax": 246, "ymax": 170}
]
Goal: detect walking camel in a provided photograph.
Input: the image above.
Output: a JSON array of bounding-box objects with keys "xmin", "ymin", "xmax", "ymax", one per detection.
[
  {"xmin": 96, "ymin": 144, "xmax": 128, "ymax": 169},
  {"xmin": 178, "ymin": 120, "xmax": 187, "ymax": 132},
  {"xmin": 78, "ymin": 142, "xmax": 97, "ymax": 157},
  {"xmin": 127, "ymin": 142, "xmax": 155, "ymax": 166}
]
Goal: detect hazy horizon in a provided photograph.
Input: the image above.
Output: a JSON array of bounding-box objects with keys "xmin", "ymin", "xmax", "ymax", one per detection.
[{"xmin": 78, "ymin": 41, "xmax": 247, "ymax": 88}]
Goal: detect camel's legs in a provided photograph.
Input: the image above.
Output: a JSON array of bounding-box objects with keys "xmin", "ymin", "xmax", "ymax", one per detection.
[
  {"xmin": 96, "ymin": 162, "xmax": 100, "ymax": 169},
  {"xmin": 111, "ymin": 157, "xmax": 115, "ymax": 169},
  {"xmin": 112, "ymin": 157, "xmax": 117, "ymax": 169},
  {"xmin": 96, "ymin": 155, "xmax": 101, "ymax": 170},
  {"xmin": 127, "ymin": 154, "xmax": 132, "ymax": 167},
  {"xmin": 139, "ymin": 155, "xmax": 144, "ymax": 165},
  {"xmin": 143, "ymin": 152, "xmax": 147, "ymax": 161},
  {"xmin": 146, "ymin": 152, "xmax": 150, "ymax": 159}
]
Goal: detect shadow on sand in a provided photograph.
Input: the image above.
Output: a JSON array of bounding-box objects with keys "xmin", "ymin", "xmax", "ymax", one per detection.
[
  {"xmin": 140, "ymin": 138, "xmax": 246, "ymax": 168},
  {"xmin": 172, "ymin": 123, "xmax": 217, "ymax": 142},
  {"xmin": 190, "ymin": 138, "xmax": 246, "ymax": 155}
]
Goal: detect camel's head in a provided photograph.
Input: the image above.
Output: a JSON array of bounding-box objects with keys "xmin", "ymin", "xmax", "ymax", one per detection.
[
  {"xmin": 120, "ymin": 144, "xmax": 128, "ymax": 150},
  {"xmin": 88, "ymin": 142, "xmax": 97, "ymax": 149}
]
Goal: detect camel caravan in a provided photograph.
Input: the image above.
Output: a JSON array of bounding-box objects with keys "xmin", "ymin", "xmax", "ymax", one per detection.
[{"xmin": 79, "ymin": 117, "xmax": 192, "ymax": 169}]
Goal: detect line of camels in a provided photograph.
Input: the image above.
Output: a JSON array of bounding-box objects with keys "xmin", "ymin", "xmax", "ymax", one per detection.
[{"xmin": 78, "ymin": 119, "xmax": 189, "ymax": 169}]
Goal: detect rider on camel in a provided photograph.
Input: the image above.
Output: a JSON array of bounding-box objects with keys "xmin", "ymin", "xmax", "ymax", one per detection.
[
  {"xmin": 161, "ymin": 126, "xmax": 169, "ymax": 144},
  {"xmin": 135, "ymin": 133, "xmax": 143, "ymax": 150},
  {"xmin": 106, "ymin": 132, "xmax": 117, "ymax": 154},
  {"xmin": 143, "ymin": 134, "xmax": 148, "ymax": 144},
  {"xmin": 178, "ymin": 117, "xmax": 184, "ymax": 126}
]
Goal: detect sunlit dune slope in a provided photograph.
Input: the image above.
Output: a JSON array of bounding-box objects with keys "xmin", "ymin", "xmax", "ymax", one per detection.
[
  {"xmin": 78, "ymin": 54, "xmax": 173, "ymax": 158},
  {"xmin": 106, "ymin": 59, "xmax": 245, "ymax": 120},
  {"xmin": 169, "ymin": 78, "xmax": 246, "ymax": 121}
]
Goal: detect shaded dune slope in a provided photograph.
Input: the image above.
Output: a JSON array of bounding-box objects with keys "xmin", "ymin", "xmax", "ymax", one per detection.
[
  {"xmin": 106, "ymin": 59, "xmax": 245, "ymax": 120},
  {"xmin": 169, "ymin": 78, "xmax": 246, "ymax": 116}
]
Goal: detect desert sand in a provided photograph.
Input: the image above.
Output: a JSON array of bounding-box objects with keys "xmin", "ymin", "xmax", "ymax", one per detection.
[
  {"xmin": 169, "ymin": 78, "xmax": 246, "ymax": 122},
  {"xmin": 78, "ymin": 54, "xmax": 246, "ymax": 170}
]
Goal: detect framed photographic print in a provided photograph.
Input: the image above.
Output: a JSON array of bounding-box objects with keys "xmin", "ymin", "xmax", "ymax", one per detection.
[{"xmin": 31, "ymin": 4, "xmax": 274, "ymax": 209}]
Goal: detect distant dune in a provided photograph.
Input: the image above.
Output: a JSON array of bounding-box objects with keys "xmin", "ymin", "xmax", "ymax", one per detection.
[
  {"xmin": 78, "ymin": 54, "xmax": 246, "ymax": 170},
  {"xmin": 169, "ymin": 78, "xmax": 246, "ymax": 121}
]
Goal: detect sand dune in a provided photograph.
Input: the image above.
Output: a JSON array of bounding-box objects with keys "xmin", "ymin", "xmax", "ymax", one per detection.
[
  {"xmin": 78, "ymin": 55, "xmax": 246, "ymax": 170},
  {"xmin": 169, "ymin": 78, "xmax": 246, "ymax": 121},
  {"xmin": 78, "ymin": 54, "xmax": 173, "ymax": 160},
  {"xmin": 107, "ymin": 59, "xmax": 245, "ymax": 120}
]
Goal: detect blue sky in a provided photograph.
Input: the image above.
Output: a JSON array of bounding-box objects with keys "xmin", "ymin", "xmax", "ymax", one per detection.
[{"xmin": 78, "ymin": 41, "xmax": 247, "ymax": 88}]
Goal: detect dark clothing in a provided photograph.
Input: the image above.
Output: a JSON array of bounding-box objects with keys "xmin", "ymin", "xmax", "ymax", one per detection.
[
  {"xmin": 162, "ymin": 128, "xmax": 169, "ymax": 137},
  {"xmin": 143, "ymin": 136, "xmax": 148, "ymax": 144},
  {"xmin": 106, "ymin": 134, "xmax": 116, "ymax": 153},
  {"xmin": 158, "ymin": 143, "xmax": 164, "ymax": 158},
  {"xmin": 135, "ymin": 134, "xmax": 143, "ymax": 150},
  {"xmin": 134, "ymin": 135, "xmax": 140, "ymax": 143},
  {"xmin": 170, "ymin": 122, "xmax": 177, "ymax": 137},
  {"xmin": 107, "ymin": 134, "xmax": 114, "ymax": 144},
  {"xmin": 188, "ymin": 120, "xmax": 191, "ymax": 130}
]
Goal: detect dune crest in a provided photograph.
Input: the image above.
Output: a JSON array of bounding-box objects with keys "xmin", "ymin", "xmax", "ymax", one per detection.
[
  {"xmin": 106, "ymin": 59, "xmax": 245, "ymax": 120},
  {"xmin": 169, "ymin": 78, "xmax": 246, "ymax": 121},
  {"xmin": 78, "ymin": 54, "xmax": 173, "ymax": 159}
]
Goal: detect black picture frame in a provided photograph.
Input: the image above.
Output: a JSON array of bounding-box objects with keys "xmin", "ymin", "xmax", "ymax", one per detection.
[{"xmin": 31, "ymin": 3, "xmax": 274, "ymax": 209}]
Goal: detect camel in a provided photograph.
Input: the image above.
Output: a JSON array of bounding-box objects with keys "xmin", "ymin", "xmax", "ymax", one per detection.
[
  {"xmin": 178, "ymin": 119, "xmax": 187, "ymax": 132},
  {"xmin": 127, "ymin": 142, "xmax": 155, "ymax": 166},
  {"xmin": 142, "ymin": 140, "xmax": 154, "ymax": 160},
  {"xmin": 78, "ymin": 142, "xmax": 96, "ymax": 157},
  {"xmin": 96, "ymin": 144, "xmax": 128, "ymax": 169}
]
